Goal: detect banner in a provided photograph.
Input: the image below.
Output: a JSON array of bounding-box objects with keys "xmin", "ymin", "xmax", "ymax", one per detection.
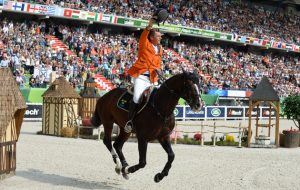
[
  {"xmin": 23, "ymin": 104, "xmax": 276, "ymax": 120},
  {"xmin": 207, "ymin": 90, "xmax": 252, "ymax": 97},
  {"xmin": 173, "ymin": 106, "xmax": 184, "ymax": 118},
  {"xmin": 207, "ymin": 107, "xmax": 225, "ymax": 118},
  {"xmin": 185, "ymin": 107, "xmax": 205, "ymax": 118},
  {"xmin": 25, "ymin": 104, "xmax": 42, "ymax": 120},
  {"xmin": 245, "ymin": 108, "xmax": 260, "ymax": 117},
  {"xmin": 227, "ymin": 107, "xmax": 244, "ymax": 118},
  {"xmin": 261, "ymin": 108, "xmax": 276, "ymax": 117}
]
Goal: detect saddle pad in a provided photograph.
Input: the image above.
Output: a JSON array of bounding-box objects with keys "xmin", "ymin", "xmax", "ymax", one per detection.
[
  {"xmin": 117, "ymin": 91, "xmax": 132, "ymax": 112},
  {"xmin": 117, "ymin": 88, "xmax": 157, "ymax": 113}
]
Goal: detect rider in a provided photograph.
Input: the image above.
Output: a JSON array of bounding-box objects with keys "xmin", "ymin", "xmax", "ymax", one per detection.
[{"xmin": 124, "ymin": 16, "xmax": 163, "ymax": 133}]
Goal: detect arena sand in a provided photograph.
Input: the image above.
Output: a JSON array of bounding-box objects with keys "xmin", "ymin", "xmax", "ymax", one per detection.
[{"xmin": 0, "ymin": 120, "xmax": 299, "ymax": 190}]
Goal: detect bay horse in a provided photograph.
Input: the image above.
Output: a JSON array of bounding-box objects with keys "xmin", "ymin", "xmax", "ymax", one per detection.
[{"xmin": 91, "ymin": 71, "xmax": 203, "ymax": 182}]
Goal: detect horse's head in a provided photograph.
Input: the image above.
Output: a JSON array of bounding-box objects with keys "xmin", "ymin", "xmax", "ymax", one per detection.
[{"xmin": 180, "ymin": 72, "xmax": 203, "ymax": 112}]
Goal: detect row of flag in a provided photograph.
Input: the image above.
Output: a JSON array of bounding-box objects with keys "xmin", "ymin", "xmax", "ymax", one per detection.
[
  {"xmin": 3, "ymin": 1, "xmax": 300, "ymax": 53},
  {"xmin": 63, "ymin": 9, "xmax": 118, "ymax": 23},
  {"xmin": 3, "ymin": 1, "xmax": 118, "ymax": 23},
  {"xmin": 4, "ymin": 1, "xmax": 56, "ymax": 15},
  {"xmin": 233, "ymin": 34, "xmax": 300, "ymax": 52}
]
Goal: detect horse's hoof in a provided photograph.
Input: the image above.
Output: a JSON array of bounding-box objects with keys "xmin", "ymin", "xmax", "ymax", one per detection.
[
  {"xmin": 154, "ymin": 173, "xmax": 162, "ymax": 183},
  {"xmin": 122, "ymin": 173, "xmax": 129, "ymax": 180}
]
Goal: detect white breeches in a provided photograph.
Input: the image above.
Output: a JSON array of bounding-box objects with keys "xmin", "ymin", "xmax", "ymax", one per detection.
[{"xmin": 133, "ymin": 75, "xmax": 152, "ymax": 104}]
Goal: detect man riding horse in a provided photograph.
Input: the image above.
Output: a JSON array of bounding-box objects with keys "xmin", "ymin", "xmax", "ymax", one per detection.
[{"xmin": 125, "ymin": 10, "xmax": 168, "ymax": 133}]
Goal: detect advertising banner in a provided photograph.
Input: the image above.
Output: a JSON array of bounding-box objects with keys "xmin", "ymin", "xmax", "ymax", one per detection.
[
  {"xmin": 173, "ymin": 106, "xmax": 184, "ymax": 118},
  {"xmin": 207, "ymin": 107, "xmax": 225, "ymax": 118},
  {"xmin": 185, "ymin": 106, "xmax": 205, "ymax": 119},
  {"xmin": 25, "ymin": 104, "xmax": 42, "ymax": 120},
  {"xmin": 261, "ymin": 107, "xmax": 276, "ymax": 117},
  {"xmin": 245, "ymin": 108, "xmax": 260, "ymax": 117},
  {"xmin": 227, "ymin": 107, "xmax": 244, "ymax": 118}
]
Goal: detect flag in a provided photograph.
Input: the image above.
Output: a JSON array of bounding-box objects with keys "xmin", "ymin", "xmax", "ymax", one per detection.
[
  {"xmin": 46, "ymin": 6, "xmax": 56, "ymax": 15},
  {"xmin": 250, "ymin": 38, "xmax": 259, "ymax": 45},
  {"xmin": 245, "ymin": 37, "xmax": 251, "ymax": 44},
  {"xmin": 79, "ymin": 11, "xmax": 88, "ymax": 20},
  {"xmin": 272, "ymin": 42, "xmax": 279, "ymax": 48},
  {"xmin": 239, "ymin": 36, "xmax": 246, "ymax": 43},
  {"xmin": 64, "ymin": 9, "xmax": 72, "ymax": 17},
  {"xmin": 281, "ymin": 43, "xmax": 286, "ymax": 49},
  {"xmin": 293, "ymin": 45, "xmax": 299, "ymax": 52},
  {"xmin": 277, "ymin": 42, "xmax": 282, "ymax": 48},
  {"xmin": 111, "ymin": 15, "xmax": 118, "ymax": 24},
  {"xmin": 3, "ymin": 1, "xmax": 13, "ymax": 9},
  {"xmin": 262, "ymin": 40, "xmax": 271, "ymax": 47},
  {"xmin": 12, "ymin": 2, "xmax": 26, "ymax": 11},
  {"xmin": 86, "ymin": 12, "xmax": 97, "ymax": 21},
  {"xmin": 232, "ymin": 33, "xmax": 238, "ymax": 41},
  {"xmin": 26, "ymin": 4, "xmax": 37, "ymax": 13},
  {"xmin": 101, "ymin": 14, "xmax": 111, "ymax": 22},
  {"xmin": 286, "ymin": 44, "xmax": 293, "ymax": 51},
  {"xmin": 34, "ymin": 5, "xmax": 48, "ymax": 14},
  {"xmin": 253, "ymin": 38, "xmax": 260, "ymax": 45},
  {"xmin": 72, "ymin": 10, "xmax": 81, "ymax": 19},
  {"xmin": 97, "ymin": 13, "xmax": 103, "ymax": 21}
]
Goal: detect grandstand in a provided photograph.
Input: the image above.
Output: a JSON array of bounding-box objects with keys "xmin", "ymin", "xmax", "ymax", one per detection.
[{"xmin": 0, "ymin": 0, "xmax": 299, "ymax": 108}]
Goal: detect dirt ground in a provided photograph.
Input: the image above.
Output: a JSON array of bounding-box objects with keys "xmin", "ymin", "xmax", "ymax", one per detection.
[{"xmin": 0, "ymin": 120, "xmax": 299, "ymax": 190}]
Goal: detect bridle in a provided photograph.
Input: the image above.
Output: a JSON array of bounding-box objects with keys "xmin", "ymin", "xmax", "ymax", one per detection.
[{"xmin": 151, "ymin": 73, "xmax": 201, "ymax": 122}]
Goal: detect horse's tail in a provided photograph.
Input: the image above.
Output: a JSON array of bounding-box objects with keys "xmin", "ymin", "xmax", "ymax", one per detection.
[{"xmin": 90, "ymin": 100, "xmax": 102, "ymax": 127}]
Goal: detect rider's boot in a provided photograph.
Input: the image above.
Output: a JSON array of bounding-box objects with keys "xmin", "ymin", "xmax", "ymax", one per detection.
[{"xmin": 124, "ymin": 101, "xmax": 138, "ymax": 133}]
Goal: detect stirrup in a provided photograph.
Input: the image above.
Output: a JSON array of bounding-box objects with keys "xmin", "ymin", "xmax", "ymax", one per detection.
[{"xmin": 124, "ymin": 120, "xmax": 133, "ymax": 133}]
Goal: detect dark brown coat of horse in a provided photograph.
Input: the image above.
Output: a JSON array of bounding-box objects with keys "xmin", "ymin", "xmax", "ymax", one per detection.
[{"xmin": 91, "ymin": 72, "xmax": 202, "ymax": 182}]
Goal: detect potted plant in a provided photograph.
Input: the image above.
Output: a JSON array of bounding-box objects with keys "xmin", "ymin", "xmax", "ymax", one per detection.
[{"xmin": 282, "ymin": 94, "xmax": 300, "ymax": 147}]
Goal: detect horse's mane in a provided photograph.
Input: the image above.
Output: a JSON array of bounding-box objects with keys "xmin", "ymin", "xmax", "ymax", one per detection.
[{"xmin": 164, "ymin": 71, "xmax": 200, "ymax": 85}]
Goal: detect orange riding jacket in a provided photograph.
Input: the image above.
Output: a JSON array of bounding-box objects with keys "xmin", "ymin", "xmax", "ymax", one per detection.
[{"xmin": 127, "ymin": 29, "xmax": 163, "ymax": 83}]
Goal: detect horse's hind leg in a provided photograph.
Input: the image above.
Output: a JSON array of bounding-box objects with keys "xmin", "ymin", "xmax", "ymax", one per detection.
[
  {"xmin": 102, "ymin": 122, "xmax": 122, "ymax": 174},
  {"xmin": 113, "ymin": 130, "xmax": 131, "ymax": 167},
  {"xmin": 154, "ymin": 136, "xmax": 175, "ymax": 183},
  {"xmin": 113, "ymin": 130, "xmax": 131, "ymax": 179}
]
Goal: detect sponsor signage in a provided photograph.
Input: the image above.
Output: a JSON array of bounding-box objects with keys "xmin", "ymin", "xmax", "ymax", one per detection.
[
  {"xmin": 25, "ymin": 104, "xmax": 42, "ymax": 119},
  {"xmin": 245, "ymin": 108, "xmax": 260, "ymax": 117},
  {"xmin": 227, "ymin": 107, "xmax": 243, "ymax": 118},
  {"xmin": 185, "ymin": 106, "xmax": 205, "ymax": 118},
  {"xmin": 173, "ymin": 106, "xmax": 184, "ymax": 118},
  {"xmin": 261, "ymin": 108, "xmax": 276, "ymax": 117},
  {"xmin": 207, "ymin": 107, "xmax": 225, "ymax": 118}
]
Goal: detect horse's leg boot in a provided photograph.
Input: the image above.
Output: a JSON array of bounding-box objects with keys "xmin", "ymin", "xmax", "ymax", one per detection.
[{"xmin": 124, "ymin": 101, "xmax": 138, "ymax": 133}]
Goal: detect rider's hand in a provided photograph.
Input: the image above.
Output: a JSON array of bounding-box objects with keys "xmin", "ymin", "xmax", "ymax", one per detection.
[
  {"xmin": 155, "ymin": 69, "xmax": 163, "ymax": 77},
  {"xmin": 148, "ymin": 16, "xmax": 157, "ymax": 27}
]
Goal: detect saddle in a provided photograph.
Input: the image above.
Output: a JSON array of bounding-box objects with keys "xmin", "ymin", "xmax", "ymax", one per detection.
[{"xmin": 117, "ymin": 86, "xmax": 157, "ymax": 113}]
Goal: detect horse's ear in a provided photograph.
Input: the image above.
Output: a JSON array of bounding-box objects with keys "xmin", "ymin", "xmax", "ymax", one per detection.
[{"xmin": 180, "ymin": 65, "xmax": 186, "ymax": 74}]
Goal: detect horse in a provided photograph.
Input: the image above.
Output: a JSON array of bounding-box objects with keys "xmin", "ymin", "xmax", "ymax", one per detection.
[{"xmin": 91, "ymin": 71, "xmax": 203, "ymax": 182}]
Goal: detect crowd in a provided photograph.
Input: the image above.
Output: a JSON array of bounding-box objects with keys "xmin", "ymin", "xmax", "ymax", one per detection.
[
  {"xmin": 0, "ymin": 18, "xmax": 299, "ymax": 98},
  {"xmin": 20, "ymin": 0, "xmax": 300, "ymax": 45},
  {"xmin": 171, "ymin": 41, "xmax": 300, "ymax": 97}
]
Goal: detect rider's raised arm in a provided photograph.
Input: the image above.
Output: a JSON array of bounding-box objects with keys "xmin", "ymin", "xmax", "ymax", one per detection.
[{"xmin": 139, "ymin": 18, "xmax": 155, "ymax": 49}]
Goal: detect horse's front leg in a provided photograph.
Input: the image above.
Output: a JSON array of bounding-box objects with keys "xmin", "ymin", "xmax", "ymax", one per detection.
[
  {"xmin": 154, "ymin": 136, "xmax": 174, "ymax": 183},
  {"xmin": 122, "ymin": 138, "xmax": 148, "ymax": 175}
]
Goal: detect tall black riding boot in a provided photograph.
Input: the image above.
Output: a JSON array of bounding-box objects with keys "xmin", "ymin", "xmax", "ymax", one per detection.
[{"xmin": 124, "ymin": 101, "xmax": 138, "ymax": 133}]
